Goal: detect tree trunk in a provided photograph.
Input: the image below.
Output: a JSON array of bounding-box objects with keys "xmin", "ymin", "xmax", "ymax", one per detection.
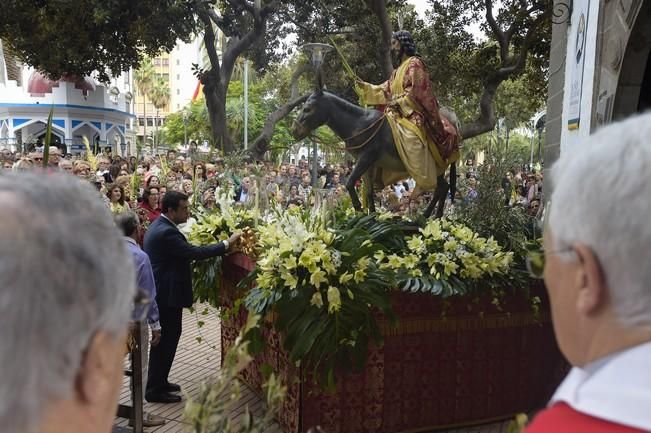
[
  {"xmin": 154, "ymin": 108, "xmax": 159, "ymax": 152},
  {"xmin": 365, "ymin": 0, "xmax": 393, "ymax": 79},
  {"xmin": 251, "ymin": 94, "xmax": 309, "ymax": 159},
  {"xmin": 203, "ymin": 76, "xmax": 233, "ymax": 154},
  {"xmin": 143, "ymin": 99, "xmax": 147, "ymax": 150}
]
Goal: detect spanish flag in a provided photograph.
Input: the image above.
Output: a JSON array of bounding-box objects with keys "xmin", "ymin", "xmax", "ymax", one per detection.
[{"xmin": 192, "ymin": 80, "xmax": 204, "ymax": 101}]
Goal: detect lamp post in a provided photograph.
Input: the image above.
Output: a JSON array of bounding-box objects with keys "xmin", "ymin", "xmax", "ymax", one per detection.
[
  {"xmin": 531, "ymin": 111, "xmax": 546, "ymax": 170},
  {"xmin": 182, "ymin": 109, "xmax": 189, "ymax": 148},
  {"xmin": 300, "ymin": 43, "xmax": 333, "ymax": 187}
]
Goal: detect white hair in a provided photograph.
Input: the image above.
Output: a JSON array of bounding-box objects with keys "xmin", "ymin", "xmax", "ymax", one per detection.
[
  {"xmin": 550, "ymin": 112, "xmax": 651, "ymax": 327},
  {"xmin": 0, "ymin": 173, "xmax": 136, "ymax": 433}
]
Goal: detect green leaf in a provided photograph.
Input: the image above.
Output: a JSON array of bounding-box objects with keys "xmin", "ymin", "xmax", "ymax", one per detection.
[{"xmin": 42, "ymin": 107, "xmax": 54, "ymax": 169}]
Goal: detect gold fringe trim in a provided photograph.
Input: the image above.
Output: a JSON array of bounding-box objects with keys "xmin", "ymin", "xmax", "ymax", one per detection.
[{"xmin": 379, "ymin": 312, "xmax": 550, "ymax": 337}]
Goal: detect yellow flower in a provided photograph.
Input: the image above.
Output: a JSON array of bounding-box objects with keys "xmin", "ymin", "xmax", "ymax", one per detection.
[
  {"xmin": 357, "ymin": 256, "xmax": 371, "ymax": 270},
  {"xmin": 374, "ymin": 250, "xmax": 386, "ymax": 261},
  {"xmin": 403, "ymin": 254, "xmax": 420, "ymax": 269},
  {"xmin": 407, "ymin": 236, "xmax": 426, "ymax": 254},
  {"xmin": 409, "ymin": 269, "xmax": 423, "ymax": 278},
  {"xmin": 377, "ymin": 211, "xmax": 393, "ymax": 221},
  {"xmin": 354, "ymin": 269, "xmax": 366, "ymax": 283},
  {"xmin": 420, "ymin": 220, "xmax": 442, "ymax": 240},
  {"xmin": 322, "ymin": 258, "xmax": 337, "ymax": 275},
  {"xmin": 443, "ymin": 260, "xmax": 459, "ymax": 276},
  {"xmin": 339, "ymin": 272, "xmax": 354, "ymax": 284},
  {"xmin": 387, "ymin": 254, "xmax": 403, "ymax": 269},
  {"xmin": 310, "ymin": 291, "xmax": 324, "ymax": 308},
  {"xmin": 280, "ymin": 271, "xmax": 298, "ymax": 289},
  {"xmin": 283, "ymin": 256, "xmax": 297, "ymax": 270},
  {"xmin": 310, "ymin": 269, "xmax": 328, "ymax": 288},
  {"xmin": 255, "ymin": 272, "xmax": 275, "ymax": 289},
  {"xmin": 443, "ymin": 239, "xmax": 458, "ymax": 252},
  {"xmin": 327, "ymin": 286, "xmax": 342, "ymax": 313},
  {"xmin": 299, "ymin": 250, "xmax": 315, "ymax": 269}
]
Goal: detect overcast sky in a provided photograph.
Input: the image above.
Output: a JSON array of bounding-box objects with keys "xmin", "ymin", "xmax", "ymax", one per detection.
[
  {"xmin": 406, "ymin": 0, "xmax": 485, "ymax": 40},
  {"xmin": 407, "ymin": 0, "xmax": 429, "ymax": 17}
]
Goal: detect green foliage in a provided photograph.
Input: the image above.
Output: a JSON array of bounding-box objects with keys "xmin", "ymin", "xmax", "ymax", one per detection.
[
  {"xmin": 453, "ymin": 147, "xmax": 535, "ymax": 288},
  {"xmin": 43, "ymin": 107, "xmax": 54, "ymax": 169},
  {"xmin": 184, "ymin": 314, "xmax": 286, "ymax": 433},
  {"xmin": 0, "ymin": 0, "xmax": 197, "ymax": 82},
  {"xmin": 163, "ymin": 99, "xmax": 212, "ymax": 147}
]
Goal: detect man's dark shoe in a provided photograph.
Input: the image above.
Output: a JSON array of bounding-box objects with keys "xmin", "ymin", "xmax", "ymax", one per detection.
[
  {"xmin": 163, "ymin": 382, "xmax": 181, "ymax": 392},
  {"xmin": 145, "ymin": 392, "xmax": 182, "ymax": 404}
]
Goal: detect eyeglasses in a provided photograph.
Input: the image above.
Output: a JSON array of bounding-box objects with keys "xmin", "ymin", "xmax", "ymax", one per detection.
[{"xmin": 525, "ymin": 248, "xmax": 575, "ymax": 279}]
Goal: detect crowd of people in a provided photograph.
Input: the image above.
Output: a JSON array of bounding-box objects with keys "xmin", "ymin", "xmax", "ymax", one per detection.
[
  {"xmin": 0, "ymin": 145, "xmax": 546, "ymax": 224},
  {"xmin": 4, "ymin": 113, "xmax": 651, "ymax": 433}
]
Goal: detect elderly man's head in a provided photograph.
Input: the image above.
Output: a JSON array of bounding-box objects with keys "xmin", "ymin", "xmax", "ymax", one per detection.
[
  {"xmin": 0, "ymin": 173, "xmax": 136, "ymax": 433},
  {"xmin": 545, "ymin": 113, "xmax": 651, "ymax": 368}
]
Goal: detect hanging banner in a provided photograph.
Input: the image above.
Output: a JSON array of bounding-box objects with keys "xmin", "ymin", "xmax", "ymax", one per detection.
[{"xmin": 568, "ymin": 0, "xmax": 590, "ymax": 130}]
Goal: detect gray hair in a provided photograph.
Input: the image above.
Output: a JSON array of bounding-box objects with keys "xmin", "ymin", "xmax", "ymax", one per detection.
[
  {"xmin": 0, "ymin": 173, "xmax": 136, "ymax": 433},
  {"xmin": 115, "ymin": 211, "xmax": 139, "ymax": 237},
  {"xmin": 549, "ymin": 113, "xmax": 651, "ymax": 327}
]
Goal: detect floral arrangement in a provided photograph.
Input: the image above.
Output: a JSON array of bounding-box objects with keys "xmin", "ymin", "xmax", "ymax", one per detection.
[
  {"xmin": 377, "ymin": 219, "xmax": 513, "ymax": 296},
  {"xmin": 188, "ymin": 186, "xmax": 258, "ymax": 305},
  {"xmin": 243, "ymin": 208, "xmax": 399, "ymax": 386},
  {"xmin": 189, "ymin": 196, "xmax": 517, "ymax": 386}
]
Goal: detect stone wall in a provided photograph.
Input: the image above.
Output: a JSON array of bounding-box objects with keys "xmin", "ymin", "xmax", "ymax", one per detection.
[{"xmin": 544, "ymin": 1, "xmax": 571, "ymax": 193}]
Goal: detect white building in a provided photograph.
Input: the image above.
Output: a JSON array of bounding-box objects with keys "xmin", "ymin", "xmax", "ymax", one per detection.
[
  {"xmin": 0, "ymin": 44, "xmax": 135, "ymax": 155},
  {"xmin": 545, "ymin": 0, "xmax": 651, "ymax": 184}
]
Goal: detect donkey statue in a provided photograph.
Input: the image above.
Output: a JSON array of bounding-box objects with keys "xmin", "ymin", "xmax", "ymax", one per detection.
[{"xmin": 291, "ymin": 86, "xmax": 458, "ymax": 218}]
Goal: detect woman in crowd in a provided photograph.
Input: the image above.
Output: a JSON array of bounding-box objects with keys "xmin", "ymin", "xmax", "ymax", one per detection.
[
  {"xmin": 138, "ymin": 186, "xmax": 162, "ymax": 223},
  {"xmin": 72, "ymin": 160, "xmax": 91, "ymax": 178},
  {"xmin": 146, "ymin": 174, "xmax": 161, "ymax": 188},
  {"xmin": 194, "ymin": 162, "xmax": 207, "ymax": 182},
  {"xmin": 106, "ymin": 184, "xmax": 130, "ymax": 214}
]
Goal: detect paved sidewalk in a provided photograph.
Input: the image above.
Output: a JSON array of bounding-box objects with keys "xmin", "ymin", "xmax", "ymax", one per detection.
[{"xmin": 112, "ymin": 305, "xmax": 518, "ymax": 433}]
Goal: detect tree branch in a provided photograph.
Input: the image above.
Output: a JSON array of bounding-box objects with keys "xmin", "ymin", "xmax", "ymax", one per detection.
[
  {"xmin": 221, "ymin": 0, "xmax": 280, "ymax": 84},
  {"xmin": 290, "ymin": 64, "xmax": 312, "ymax": 99},
  {"xmin": 484, "ymin": 0, "xmax": 510, "ymax": 63},
  {"xmin": 459, "ymin": 79, "xmax": 499, "ymax": 139},
  {"xmin": 251, "ymin": 94, "xmax": 310, "ymax": 159},
  {"xmin": 461, "ymin": 5, "xmax": 550, "ymax": 140},
  {"xmin": 198, "ymin": 9, "xmax": 221, "ymax": 79},
  {"xmin": 497, "ymin": 10, "xmax": 549, "ymax": 77}
]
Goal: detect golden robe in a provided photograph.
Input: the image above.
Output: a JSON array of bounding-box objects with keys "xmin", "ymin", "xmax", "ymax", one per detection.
[{"xmin": 358, "ymin": 56, "xmax": 460, "ymax": 191}]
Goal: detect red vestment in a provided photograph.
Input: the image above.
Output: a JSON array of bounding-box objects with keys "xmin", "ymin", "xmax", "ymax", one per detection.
[{"xmin": 526, "ymin": 403, "xmax": 650, "ymax": 433}]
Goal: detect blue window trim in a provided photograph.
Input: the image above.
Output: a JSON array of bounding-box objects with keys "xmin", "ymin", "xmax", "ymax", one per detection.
[{"xmin": 0, "ymin": 103, "xmax": 135, "ymax": 118}]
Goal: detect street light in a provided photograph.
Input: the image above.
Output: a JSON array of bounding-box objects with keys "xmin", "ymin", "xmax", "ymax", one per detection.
[
  {"xmin": 530, "ymin": 111, "xmax": 546, "ymax": 170},
  {"xmin": 182, "ymin": 109, "xmax": 189, "ymax": 148},
  {"xmin": 300, "ymin": 43, "xmax": 333, "ymax": 187}
]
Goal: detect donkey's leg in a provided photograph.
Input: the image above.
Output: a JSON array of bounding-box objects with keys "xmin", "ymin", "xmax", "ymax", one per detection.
[
  {"xmin": 434, "ymin": 175, "xmax": 450, "ymax": 219},
  {"xmin": 423, "ymin": 175, "xmax": 447, "ymax": 219},
  {"xmin": 362, "ymin": 170, "xmax": 376, "ymax": 213},
  {"xmin": 423, "ymin": 195, "xmax": 437, "ymax": 218},
  {"xmin": 346, "ymin": 152, "xmax": 379, "ymax": 212}
]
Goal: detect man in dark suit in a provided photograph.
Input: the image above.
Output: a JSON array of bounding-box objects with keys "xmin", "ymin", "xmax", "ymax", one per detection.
[{"xmin": 143, "ymin": 191, "xmax": 240, "ymax": 403}]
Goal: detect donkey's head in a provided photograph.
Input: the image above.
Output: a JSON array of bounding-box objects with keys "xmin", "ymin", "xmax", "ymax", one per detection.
[{"xmin": 291, "ymin": 89, "xmax": 330, "ymax": 140}]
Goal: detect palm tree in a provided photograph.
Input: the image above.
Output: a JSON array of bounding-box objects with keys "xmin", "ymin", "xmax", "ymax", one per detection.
[
  {"xmin": 134, "ymin": 58, "xmax": 155, "ymax": 149},
  {"xmin": 148, "ymin": 77, "xmax": 170, "ymax": 152}
]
